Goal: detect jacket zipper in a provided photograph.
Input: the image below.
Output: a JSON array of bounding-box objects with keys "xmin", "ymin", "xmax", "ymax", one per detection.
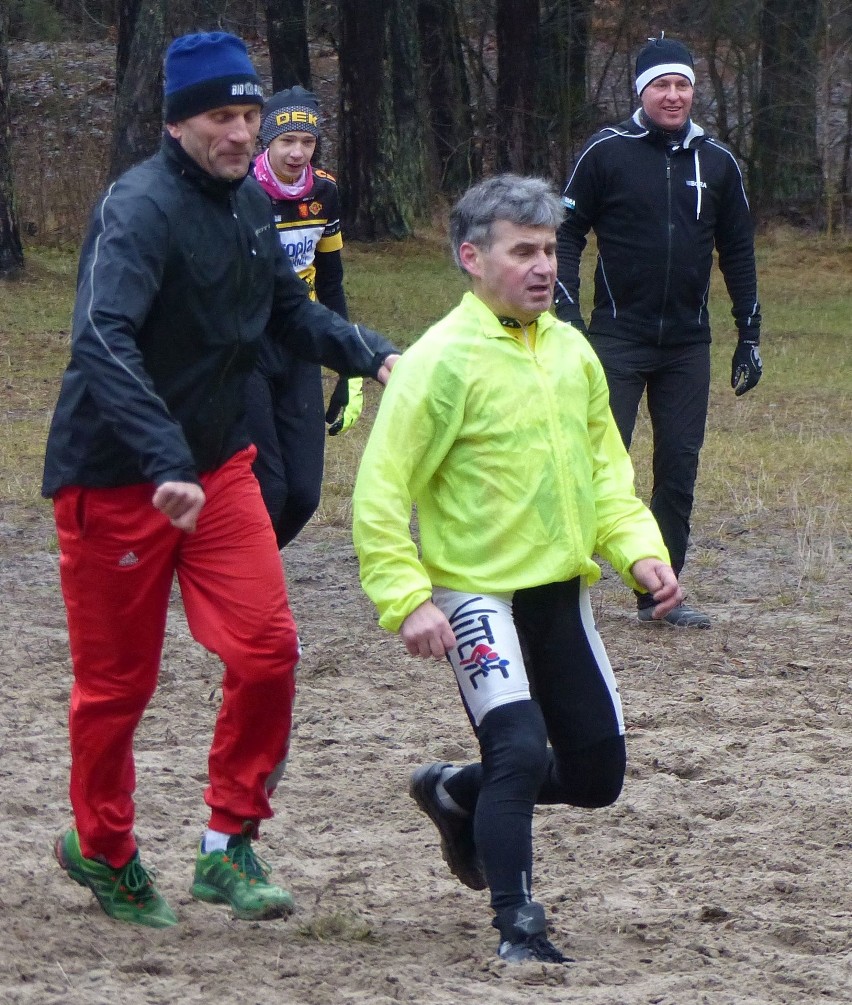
[
  {"xmin": 527, "ymin": 328, "xmax": 584, "ymax": 556},
  {"xmin": 210, "ymin": 193, "xmax": 248, "ymax": 463},
  {"xmin": 658, "ymin": 153, "xmax": 674, "ymax": 346},
  {"xmin": 520, "ymin": 323, "xmax": 536, "ymax": 360}
]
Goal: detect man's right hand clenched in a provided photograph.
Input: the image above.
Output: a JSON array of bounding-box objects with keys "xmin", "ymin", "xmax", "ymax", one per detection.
[{"xmin": 153, "ymin": 481, "xmax": 206, "ymax": 533}]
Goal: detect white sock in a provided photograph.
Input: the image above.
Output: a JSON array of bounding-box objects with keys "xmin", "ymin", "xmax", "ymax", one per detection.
[{"xmin": 202, "ymin": 828, "xmax": 232, "ymax": 853}]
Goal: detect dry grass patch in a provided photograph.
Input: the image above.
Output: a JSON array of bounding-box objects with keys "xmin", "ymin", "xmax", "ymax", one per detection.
[{"xmin": 2, "ymin": 231, "xmax": 850, "ymax": 589}]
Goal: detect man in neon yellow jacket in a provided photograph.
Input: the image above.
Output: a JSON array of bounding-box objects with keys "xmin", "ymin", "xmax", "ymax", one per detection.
[{"xmin": 352, "ymin": 174, "xmax": 682, "ymax": 965}]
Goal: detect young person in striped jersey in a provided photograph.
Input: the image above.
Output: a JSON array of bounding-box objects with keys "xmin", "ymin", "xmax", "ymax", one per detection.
[{"xmin": 248, "ymin": 86, "xmax": 363, "ymax": 547}]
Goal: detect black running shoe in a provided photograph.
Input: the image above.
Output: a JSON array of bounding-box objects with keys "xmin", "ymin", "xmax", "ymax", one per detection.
[
  {"xmin": 495, "ymin": 902, "xmax": 572, "ymax": 964},
  {"xmin": 409, "ymin": 762, "xmax": 486, "ymax": 891},
  {"xmin": 637, "ymin": 602, "xmax": 711, "ymax": 628}
]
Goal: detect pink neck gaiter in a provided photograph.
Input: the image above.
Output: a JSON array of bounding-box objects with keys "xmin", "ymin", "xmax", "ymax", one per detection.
[{"xmin": 253, "ymin": 149, "xmax": 314, "ymax": 201}]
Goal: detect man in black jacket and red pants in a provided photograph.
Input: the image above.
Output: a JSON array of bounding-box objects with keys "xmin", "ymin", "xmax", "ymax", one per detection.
[
  {"xmin": 44, "ymin": 31, "xmax": 398, "ymax": 927},
  {"xmin": 555, "ymin": 34, "xmax": 763, "ymax": 628}
]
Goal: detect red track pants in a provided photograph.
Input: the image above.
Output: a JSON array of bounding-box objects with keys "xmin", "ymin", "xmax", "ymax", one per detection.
[{"xmin": 53, "ymin": 447, "xmax": 298, "ymax": 866}]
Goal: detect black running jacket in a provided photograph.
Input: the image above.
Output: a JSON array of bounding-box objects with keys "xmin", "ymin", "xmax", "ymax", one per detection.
[
  {"xmin": 555, "ymin": 111, "xmax": 761, "ymax": 347},
  {"xmin": 42, "ymin": 136, "xmax": 396, "ymax": 496}
]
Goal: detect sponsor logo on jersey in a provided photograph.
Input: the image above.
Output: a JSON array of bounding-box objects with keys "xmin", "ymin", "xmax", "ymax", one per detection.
[
  {"xmin": 285, "ymin": 236, "xmax": 316, "ymax": 269},
  {"xmin": 298, "ymin": 204, "xmax": 309, "ymax": 219}
]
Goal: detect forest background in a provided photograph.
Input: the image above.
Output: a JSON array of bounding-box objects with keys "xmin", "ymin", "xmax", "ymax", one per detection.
[
  {"xmin": 1, "ymin": 0, "xmax": 852, "ymax": 274},
  {"xmin": 0, "ymin": 3, "xmax": 850, "ymax": 1003}
]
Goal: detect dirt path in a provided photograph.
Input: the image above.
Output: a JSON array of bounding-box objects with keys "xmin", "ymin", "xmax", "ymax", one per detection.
[{"xmin": 1, "ymin": 507, "xmax": 850, "ymax": 1005}]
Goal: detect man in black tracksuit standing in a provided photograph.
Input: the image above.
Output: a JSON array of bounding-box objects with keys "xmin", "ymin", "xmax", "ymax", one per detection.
[{"xmin": 555, "ymin": 35, "xmax": 763, "ymax": 628}]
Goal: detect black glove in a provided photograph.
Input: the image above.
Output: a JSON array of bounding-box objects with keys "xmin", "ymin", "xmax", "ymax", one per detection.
[
  {"xmin": 731, "ymin": 338, "xmax": 762, "ymax": 396},
  {"xmin": 325, "ymin": 378, "xmax": 348, "ymax": 435}
]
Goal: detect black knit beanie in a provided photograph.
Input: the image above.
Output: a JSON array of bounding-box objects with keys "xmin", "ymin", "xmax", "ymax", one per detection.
[
  {"xmin": 260, "ymin": 87, "xmax": 321, "ymax": 147},
  {"xmin": 635, "ymin": 35, "xmax": 695, "ymax": 96}
]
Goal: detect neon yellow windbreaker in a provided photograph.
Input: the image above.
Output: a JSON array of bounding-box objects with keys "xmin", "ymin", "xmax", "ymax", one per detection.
[{"xmin": 352, "ymin": 292, "xmax": 669, "ymax": 632}]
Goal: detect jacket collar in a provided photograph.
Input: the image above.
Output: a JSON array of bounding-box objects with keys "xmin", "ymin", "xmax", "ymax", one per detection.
[
  {"xmin": 161, "ymin": 133, "xmax": 248, "ymax": 198},
  {"xmin": 463, "ymin": 291, "xmax": 559, "ymax": 339},
  {"xmin": 629, "ymin": 108, "xmax": 706, "ymax": 149}
]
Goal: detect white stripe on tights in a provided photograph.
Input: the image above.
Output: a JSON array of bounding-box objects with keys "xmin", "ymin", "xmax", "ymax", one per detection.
[{"xmin": 578, "ymin": 584, "xmax": 625, "ymax": 735}]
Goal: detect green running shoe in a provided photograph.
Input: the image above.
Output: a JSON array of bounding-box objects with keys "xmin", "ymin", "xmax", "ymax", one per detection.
[
  {"xmin": 190, "ymin": 830, "xmax": 294, "ymax": 920},
  {"xmin": 54, "ymin": 829, "xmax": 178, "ymax": 928}
]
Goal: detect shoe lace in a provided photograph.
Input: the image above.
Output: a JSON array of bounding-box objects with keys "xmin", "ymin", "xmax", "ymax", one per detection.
[
  {"xmin": 226, "ymin": 839, "xmax": 271, "ymax": 882},
  {"xmin": 527, "ymin": 934, "xmax": 569, "ymax": 964},
  {"xmin": 114, "ymin": 856, "xmax": 158, "ymax": 905}
]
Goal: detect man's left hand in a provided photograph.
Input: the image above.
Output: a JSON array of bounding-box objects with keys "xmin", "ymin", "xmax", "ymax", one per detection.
[{"xmin": 731, "ymin": 339, "xmax": 763, "ymax": 396}]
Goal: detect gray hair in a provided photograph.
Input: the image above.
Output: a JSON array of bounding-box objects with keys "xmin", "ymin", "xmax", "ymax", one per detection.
[{"xmin": 449, "ymin": 174, "xmax": 565, "ymax": 269}]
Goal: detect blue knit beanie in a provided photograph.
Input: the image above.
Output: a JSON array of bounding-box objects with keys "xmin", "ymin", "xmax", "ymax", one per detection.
[
  {"xmin": 164, "ymin": 32, "xmax": 263, "ymax": 123},
  {"xmin": 635, "ymin": 35, "xmax": 695, "ymax": 96}
]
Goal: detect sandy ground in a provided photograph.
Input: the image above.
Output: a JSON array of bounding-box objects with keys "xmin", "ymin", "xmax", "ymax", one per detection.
[
  {"xmin": 5, "ymin": 32, "xmax": 851, "ymax": 1005},
  {"xmin": 1, "ymin": 504, "xmax": 849, "ymax": 1005}
]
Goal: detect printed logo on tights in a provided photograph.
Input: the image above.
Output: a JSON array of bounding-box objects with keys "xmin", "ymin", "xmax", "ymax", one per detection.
[
  {"xmin": 448, "ymin": 597, "xmax": 511, "ymax": 689},
  {"xmin": 461, "ymin": 643, "xmax": 511, "ymax": 687},
  {"xmin": 118, "ymin": 551, "xmax": 139, "ymax": 567}
]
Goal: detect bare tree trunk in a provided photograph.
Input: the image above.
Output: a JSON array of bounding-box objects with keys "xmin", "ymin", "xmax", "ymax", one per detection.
[
  {"xmin": 701, "ymin": 1, "xmax": 762, "ymax": 166},
  {"xmin": 108, "ymin": 0, "xmax": 166, "ymax": 182},
  {"xmin": 0, "ymin": 7, "xmax": 23, "ymax": 276},
  {"xmin": 115, "ymin": 0, "xmax": 138, "ymax": 93},
  {"xmin": 266, "ymin": 0, "xmax": 311, "ymax": 90},
  {"xmin": 839, "ymin": 87, "xmax": 852, "ymax": 229},
  {"xmin": 338, "ymin": 0, "xmax": 429, "ymax": 239},
  {"xmin": 495, "ymin": 0, "xmax": 540, "ymax": 174},
  {"xmin": 752, "ymin": 0, "xmax": 824, "ymax": 223},
  {"xmin": 537, "ymin": 0, "xmax": 592, "ymax": 180},
  {"xmin": 417, "ymin": 0, "xmax": 477, "ymax": 196},
  {"xmin": 165, "ymin": 1, "xmax": 204, "ymax": 38}
]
